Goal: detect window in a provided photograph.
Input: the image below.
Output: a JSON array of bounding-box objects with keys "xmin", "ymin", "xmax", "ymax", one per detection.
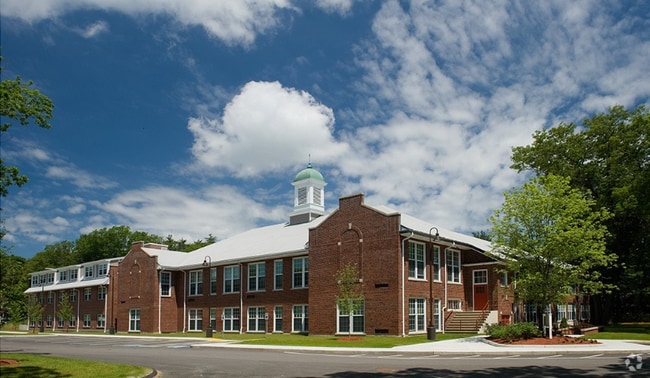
[
  {"xmin": 248, "ymin": 262, "xmax": 266, "ymax": 292},
  {"xmin": 447, "ymin": 299, "xmax": 462, "ymax": 310},
  {"xmin": 555, "ymin": 304, "xmax": 567, "ymax": 322},
  {"xmin": 97, "ymin": 314, "xmax": 105, "ymax": 328},
  {"xmin": 60, "ymin": 270, "xmax": 68, "ymax": 282},
  {"xmin": 274, "ymin": 306, "xmax": 283, "ymax": 333},
  {"xmin": 189, "ymin": 270, "xmax": 203, "ymax": 296},
  {"xmin": 274, "ymin": 260, "xmax": 283, "ymax": 290},
  {"xmin": 223, "ymin": 308, "xmax": 240, "ymax": 332},
  {"xmin": 39, "ymin": 293, "xmax": 43, "ymax": 304},
  {"xmin": 70, "ymin": 269, "xmax": 78, "ymax": 281},
  {"xmin": 580, "ymin": 303, "xmax": 590, "ymax": 322},
  {"xmin": 97, "ymin": 264, "xmax": 108, "ymax": 277},
  {"xmin": 337, "ymin": 300, "xmax": 365, "ymax": 334},
  {"xmin": 98, "ymin": 286, "xmax": 107, "ymax": 300},
  {"xmin": 248, "ymin": 307, "xmax": 266, "ymax": 332},
  {"xmin": 210, "ymin": 308, "xmax": 217, "ymax": 330},
  {"xmin": 500, "ymin": 271, "xmax": 508, "ymax": 287},
  {"xmin": 210, "ymin": 268, "xmax": 217, "ymax": 295},
  {"xmin": 83, "ymin": 314, "xmax": 91, "ymax": 328},
  {"xmin": 224, "ymin": 266, "xmax": 240, "ymax": 293},
  {"xmin": 47, "ymin": 292, "xmax": 54, "ymax": 304},
  {"xmin": 446, "ymin": 249, "xmax": 461, "ymax": 283},
  {"xmin": 409, "ymin": 298, "xmax": 426, "ymax": 333},
  {"xmin": 46, "ymin": 315, "xmax": 52, "ymax": 328},
  {"xmin": 46, "ymin": 273, "xmax": 54, "ymax": 284},
  {"xmin": 129, "ymin": 309, "xmax": 140, "ymax": 332},
  {"xmin": 160, "ymin": 272, "xmax": 171, "ymax": 296},
  {"xmin": 70, "ymin": 290, "xmax": 77, "ymax": 302},
  {"xmin": 84, "ymin": 288, "xmax": 92, "ymax": 301},
  {"xmin": 524, "ymin": 303, "xmax": 537, "ymax": 323},
  {"xmin": 58, "ymin": 317, "xmax": 65, "ymax": 328},
  {"xmin": 433, "ymin": 245, "xmax": 441, "ymax": 281},
  {"xmin": 85, "ymin": 266, "xmax": 93, "ymax": 278},
  {"xmin": 408, "ymin": 241, "xmax": 425, "ymax": 280},
  {"xmin": 69, "ymin": 315, "xmax": 76, "ymax": 328},
  {"xmin": 188, "ymin": 309, "xmax": 203, "ymax": 331},
  {"xmin": 292, "ymin": 305, "xmax": 308, "ymax": 333},
  {"xmin": 434, "ymin": 299, "xmax": 441, "ymax": 330},
  {"xmin": 473, "ymin": 270, "xmax": 487, "ymax": 284},
  {"xmin": 567, "ymin": 304, "xmax": 576, "ymax": 321},
  {"xmin": 293, "ymin": 257, "xmax": 308, "ymax": 288}
]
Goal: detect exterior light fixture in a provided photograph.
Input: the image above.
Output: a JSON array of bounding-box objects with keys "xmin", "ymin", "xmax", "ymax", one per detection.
[
  {"xmin": 427, "ymin": 227, "xmax": 440, "ymax": 340},
  {"xmin": 203, "ymin": 256, "xmax": 211, "ymax": 267}
]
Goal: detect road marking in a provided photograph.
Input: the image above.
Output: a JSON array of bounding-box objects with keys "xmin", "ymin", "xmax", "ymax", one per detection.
[
  {"xmin": 451, "ymin": 354, "xmax": 480, "ymax": 359},
  {"xmin": 537, "ymin": 354, "xmax": 563, "ymax": 359},
  {"xmin": 494, "ymin": 354, "xmax": 520, "ymax": 359},
  {"xmin": 579, "ymin": 354, "xmax": 604, "ymax": 359}
]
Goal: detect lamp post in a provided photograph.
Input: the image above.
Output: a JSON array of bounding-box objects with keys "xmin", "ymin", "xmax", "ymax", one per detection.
[
  {"xmin": 427, "ymin": 227, "xmax": 440, "ymax": 340},
  {"xmin": 202, "ymin": 256, "xmax": 213, "ymax": 337},
  {"xmin": 108, "ymin": 271, "xmax": 115, "ymax": 334}
]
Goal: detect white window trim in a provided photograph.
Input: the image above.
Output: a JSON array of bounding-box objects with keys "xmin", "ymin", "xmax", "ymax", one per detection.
[
  {"xmin": 224, "ymin": 265, "xmax": 240, "ymax": 294},
  {"xmin": 408, "ymin": 241, "xmax": 426, "ymax": 281}
]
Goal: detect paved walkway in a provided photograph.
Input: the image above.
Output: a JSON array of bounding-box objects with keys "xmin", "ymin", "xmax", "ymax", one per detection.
[{"xmin": 192, "ymin": 336, "xmax": 650, "ymax": 356}]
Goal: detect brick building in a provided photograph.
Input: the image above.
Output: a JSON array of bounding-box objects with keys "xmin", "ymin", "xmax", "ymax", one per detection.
[{"xmin": 26, "ymin": 164, "xmax": 513, "ymax": 335}]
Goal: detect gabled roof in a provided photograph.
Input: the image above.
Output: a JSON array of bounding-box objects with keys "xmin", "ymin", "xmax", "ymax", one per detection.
[{"xmin": 157, "ymin": 215, "xmax": 329, "ymax": 270}]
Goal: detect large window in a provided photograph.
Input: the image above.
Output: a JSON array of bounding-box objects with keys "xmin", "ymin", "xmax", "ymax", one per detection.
[
  {"xmin": 434, "ymin": 299, "xmax": 441, "ymax": 330},
  {"xmin": 274, "ymin": 306, "xmax": 283, "ymax": 333},
  {"xmin": 210, "ymin": 308, "xmax": 217, "ymax": 330},
  {"xmin": 69, "ymin": 315, "xmax": 76, "ymax": 328},
  {"xmin": 70, "ymin": 290, "xmax": 77, "ymax": 302},
  {"xmin": 274, "ymin": 260, "xmax": 283, "ymax": 290},
  {"xmin": 293, "ymin": 257, "xmax": 308, "ymax": 288},
  {"xmin": 292, "ymin": 305, "xmax": 308, "ymax": 333},
  {"xmin": 524, "ymin": 303, "xmax": 537, "ymax": 323},
  {"xmin": 408, "ymin": 241, "xmax": 425, "ymax": 280},
  {"xmin": 160, "ymin": 272, "xmax": 171, "ymax": 296},
  {"xmin": 337, "ymin": 300, "xmax": 365, "ymax": 334},
  {"xmin": 432, "ymin": 245, "xmax": 441, "ymax": 281},
  {"xmin": 47, "ymin": 292, "xmax": 54, "ymax": 304},
  {"xmin": 83, "ymin": 314, "xmax": 91, "ymax": 328},
  {"xmin": 248, "ymin": 262, "xmax": 266, "ymax": 292},
  {"xmin": 210, "ymin": 268, "xmax": 217, "ymax": 295},
  {"xmin": 446, "ymin": 249, "xmax": 461, "ymax": 283},
  {"xmin": 98, "ymin": 286, "xmax": 107, "ymax": 300},
  {"xmin": 248, "ymin": 307, "xmax": 266, "ymax": 332},
  {"xmin": 97, "ymin": 314, "xmax": 105, "ymax": 328},
  {"xmin": 188, "ymin": 309, "xmax": 203, "ymax": 331},
  {"xmin": 189, "ymin": 270, "xmax": 203, "ymax": 296},
  {"xmin": 129, "ymin": 309, "xmax": 140, "ymax": 332},
  {"xmin": 224, "ymin": 266, "xmax": 240, "ymax": 293},
  {"xmin": 46, "ymin": 315, "xmax": 52, "ymax": 328},
  {"xmin": 223, "ymin": 308, "xmax": 240, "ymax": 332},
  {"xmin": 84, "ymin": 288, "xmax": 92, "ymax": 301},
  {"xmin": 85, "ymin": 266, "xmax": 93, "ymax": 279},
  {"xmin": 408, "ymin": 298, "xmax": 426, "ymax": 333},
  {"xmin": 97, "ymin": 264, "xmax": 108, "ymax": 277}
]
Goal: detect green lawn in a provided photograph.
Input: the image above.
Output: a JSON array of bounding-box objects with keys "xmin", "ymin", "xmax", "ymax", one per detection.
[
  {"xmin": 0, "ymin": 353, "xmax": 150, "ymax": 378},
  {"xmin": 584, "ymin": 323, "xmax": 650, "ymax": 341}
]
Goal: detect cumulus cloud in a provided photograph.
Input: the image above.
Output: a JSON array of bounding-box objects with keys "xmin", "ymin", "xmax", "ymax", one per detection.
[
  {"xmin": 188, "ymin": 81, "xmax": 348, "ymax": 177},
  {"xmin": 75, "ymin": 20, "xmax": 109, "ymax": 38},
  {"xmin": 314, "ymin": 0, "xmax": 354, "ymax": 16},
  {"xmin": 1, "ymin": 0, "xmax": 296, "ymax": 47}
]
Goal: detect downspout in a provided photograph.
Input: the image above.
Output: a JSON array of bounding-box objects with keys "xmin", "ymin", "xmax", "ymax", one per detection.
[
  {"xmin": 239, "ymin": 263, "xmax": 243, "ymax": 334},
  {"xmin": 53, "ymin": 292, "xmax": 57, "ymax": 332},
  {"xmin": 183, "ymin": 271, "xmax": 187, "ymax": 333},
  {"xmin": 158, "ymin": 269, "xmax": 162, "ymax": 334},
  {"xmin": 401, "ymin": 232, "xmax": 414, "ymax": 337},
  {"xmin": 443, "ymin": 249, "xmax": 448, "ymax": 334},
  {"xmin": 75, "ymin": 289, "xmax": 80, "ymax": 332},
  {"xmin": 103, "ymin": 286, "xmax": 108, "ymax": 333}
]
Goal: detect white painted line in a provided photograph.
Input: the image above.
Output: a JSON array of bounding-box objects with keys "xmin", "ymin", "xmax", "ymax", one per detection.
[
  {"xmin": 579, "ymin": 354, "xmax": 604, "ymax": 359},
  {"xmin": 494, "ymin": 354, "xmax": 520, "ymax": 359},
  {"xmin": 451, "ymin": 354, "xmax": 481, "ymax": 359},
  {"xmin": 537, "ymin": 354, "xmax": 563, "ymax": 359}
]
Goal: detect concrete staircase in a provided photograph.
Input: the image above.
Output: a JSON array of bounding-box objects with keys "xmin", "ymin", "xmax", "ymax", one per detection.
[{"xmin": 445, "ymin": 311, "xmax": 489, "ymax": 333}]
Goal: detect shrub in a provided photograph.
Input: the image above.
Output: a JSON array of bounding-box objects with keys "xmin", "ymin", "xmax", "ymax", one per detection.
[{"xmin": 486, "ymin": 322, "xmax": 542, "ymax": 342}]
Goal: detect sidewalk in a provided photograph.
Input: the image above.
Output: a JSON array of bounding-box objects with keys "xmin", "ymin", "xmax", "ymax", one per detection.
[{"xmin": 192, "ymin": 336, "xmax": 650, "ymax": 356}]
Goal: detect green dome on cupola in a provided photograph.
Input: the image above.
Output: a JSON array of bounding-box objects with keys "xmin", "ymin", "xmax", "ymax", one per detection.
[{"xmin": 293, "ymin": 162, "xmax": 324, "ymax": 182}]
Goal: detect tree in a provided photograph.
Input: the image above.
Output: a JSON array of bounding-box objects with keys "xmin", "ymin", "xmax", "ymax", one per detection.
[
  {"xmin": 511, "ymin": 105, "xmax": 650, "ymax": 323},
  {"xmin": 0, "ymin": 248, "xmax": 27, "ymax": 328},
  {"xmin": 23, "ymin": 241, "xmax": 76, "ymax": 274},
  {"xmin": 0, "ymin": 56, "xmax": 54, "ymax": 198},
  {"xmin": 334, "ymin": 263, "xmax": 364, "ymax": 339},
  {"xmin": 488, "ymin": 174, "xmax": 615, "ymax": 331},
  {"xmin": 74, "ymin": 226, "xmax": 164, "ymax": 262},
  {"xmin": 56, "ymin": 292, "xmax": 73, "ymax": 332},
  {"xmin": 25, "ymin": 294, "xmax": 43, "ymax": 333}
]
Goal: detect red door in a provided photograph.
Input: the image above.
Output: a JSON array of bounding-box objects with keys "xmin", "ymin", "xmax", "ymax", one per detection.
[{"xmin": 473, "ymin": 270, "xmax": 488, "ymax": 310}]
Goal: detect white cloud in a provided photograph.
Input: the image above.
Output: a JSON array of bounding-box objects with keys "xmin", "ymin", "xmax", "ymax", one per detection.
[
  {"xmin": 314, "ymin": 0, "xmax": 353, "ymax": 16},
  {"xmin": 1, "ymin": 0, "xmax": 296, "ymax": 47},
  {"xmin": 76, "ymin": 20, "xmax": 109, "ymax": 38},
  {"xmin": 96, "ymin": 185, "xmax": 287, "ymax": 242},
  {"xmin": 188, "ymin": 81, "xmax": 348, "ymax": 177}
]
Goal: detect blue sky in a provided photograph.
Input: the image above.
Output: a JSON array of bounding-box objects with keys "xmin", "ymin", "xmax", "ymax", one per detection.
[{"xmin": 2, "ymin": 1, "xmax": 649, "ymax": 259}]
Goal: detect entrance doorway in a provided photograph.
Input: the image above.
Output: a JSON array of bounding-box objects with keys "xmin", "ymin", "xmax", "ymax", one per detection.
[{"xmin": 473, "ymin": 269, "xmax": 488, "ymax": 310}]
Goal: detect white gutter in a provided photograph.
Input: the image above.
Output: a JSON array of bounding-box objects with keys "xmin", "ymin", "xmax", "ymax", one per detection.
[
  {"xmin": 158, "ymin": 269, "xmax": 162, "ymax": 334},
  {"xmin": 400, "ymin": 232, "xmax": 414, "ymax": 337},
  {"xmin": 183, "ymin": 271, "xmax": 187, "ymax": 333}
]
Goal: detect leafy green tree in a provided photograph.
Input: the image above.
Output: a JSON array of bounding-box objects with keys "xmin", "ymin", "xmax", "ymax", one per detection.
[
  {"xmin": 334, "ymin": 263, "xmax": 364, "ymax": 339},
  {"xmin": 74, "ymin": 226, "xmax": 164, "ymax": 262},
  {"xmin": 489, "ymin": 174, "xmax": 615, "ymax": 329},
  {"xmin": 23, "ymin": 241, "xmax": 76, "ymax": 274},
  {"xmin": 0, "ymin": 248, "xmax": 28, "ymax": 327},
  {"xmin": 56, "ymin": 292, "xmax": 74, "ymax": 332},
  {"xmin": 472, "ymin": 230, "xmax": 491, "ymax": 241},
  {"xmin": 0, "ymin": 56, "xmax": 54, "ymax": 198},
  {"xmin": 25, "ymin": 294, "xmax": 43, "ymax": 333},
  {"xmin": 511, "ymin": 105, "xmax": 650, "ymax": 322}
]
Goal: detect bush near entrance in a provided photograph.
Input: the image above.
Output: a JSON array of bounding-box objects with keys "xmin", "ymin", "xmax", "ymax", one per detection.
[{"xmin": 486, "ymin": 322, "xmax": 542, "ymax": 342}]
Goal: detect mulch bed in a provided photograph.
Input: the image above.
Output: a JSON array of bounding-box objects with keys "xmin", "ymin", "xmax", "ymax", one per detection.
[
  {"xmin": 488, "ymin": 336, "xmax": 599, "ymax": 345},
  {"xmin": 0, "ymin": 359, "xmax": 20, "ymax": 366}
]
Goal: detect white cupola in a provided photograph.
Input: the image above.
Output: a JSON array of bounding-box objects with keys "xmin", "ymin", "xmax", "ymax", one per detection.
[{"xmin": 289, "ymin": 162, "xmax": 326, "ymax": 225}]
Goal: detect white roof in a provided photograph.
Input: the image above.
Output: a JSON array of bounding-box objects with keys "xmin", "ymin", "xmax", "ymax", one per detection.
[
  {"xmin": 25, "ymin": 277, "xmax": 109, "ymax": 293},
  {"xmin": 155, "ymin": 216, "xmax": 329, "ymax": 269}
]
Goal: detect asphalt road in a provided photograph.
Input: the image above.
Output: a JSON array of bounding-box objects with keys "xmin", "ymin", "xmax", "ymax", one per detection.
[{"xmin": 0, "ymin": 335, "xmax": 643, "ymax": 377}]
